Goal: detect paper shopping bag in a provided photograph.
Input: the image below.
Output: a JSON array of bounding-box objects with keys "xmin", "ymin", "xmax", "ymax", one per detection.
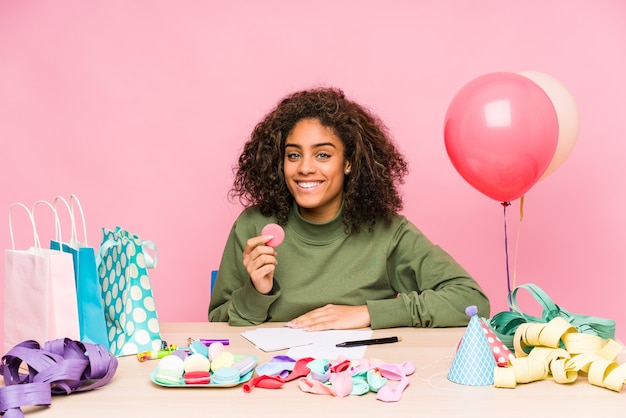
[
  {"xmin": 51, "ymin": 195, "xmax": 109, "ymax": 348},
  {"xmin": 3, "ymin": 202, "xmax": 80, "ymax": 353},
  {"xmin": 97, "ymin": 226, "xmax": 162, "ymax": 356}
]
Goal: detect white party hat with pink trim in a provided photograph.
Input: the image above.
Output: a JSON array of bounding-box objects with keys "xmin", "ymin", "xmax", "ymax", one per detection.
[{"xmin": 447, "ymin": 306, "xmax": 497, "ymax": 386}]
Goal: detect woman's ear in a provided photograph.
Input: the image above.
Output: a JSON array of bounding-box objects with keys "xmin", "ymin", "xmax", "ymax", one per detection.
[{"xmin": 344, "ymin": 162, "xmax": 352, "ymax": 175}]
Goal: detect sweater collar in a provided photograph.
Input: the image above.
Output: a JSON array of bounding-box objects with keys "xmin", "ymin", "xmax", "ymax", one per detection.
[{"xmin": 288, "ymin": 201, "xmax": 346, "ymax": 243}]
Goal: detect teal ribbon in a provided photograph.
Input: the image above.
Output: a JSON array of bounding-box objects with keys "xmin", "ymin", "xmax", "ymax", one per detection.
[{"xmin": 484, "ymin": 283, "xmax": 616, "ymax": 351}]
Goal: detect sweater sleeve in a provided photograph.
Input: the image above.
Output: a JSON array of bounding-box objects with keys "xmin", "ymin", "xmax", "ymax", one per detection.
[
  {"xmin": 367, "ymin": 219, "xmax": 490, "ymax": 329},
  {"xmin": 208, "ymin": 214, "xmax": 280, "ymax": 325}
]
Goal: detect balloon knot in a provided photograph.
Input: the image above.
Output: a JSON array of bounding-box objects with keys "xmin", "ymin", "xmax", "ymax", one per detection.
[{"xmin": 501, "ymin": 201, "xmax": 511, "ymax": 207}]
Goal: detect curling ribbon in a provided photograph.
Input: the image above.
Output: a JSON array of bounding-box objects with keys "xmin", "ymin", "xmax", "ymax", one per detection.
[
  {"xmin": 493, "ymin": 316, "xmax": 626, "ymax": 392},
  {"xmin": 1, "ymin": 338, "xmax": 118, "ymax": 417}
]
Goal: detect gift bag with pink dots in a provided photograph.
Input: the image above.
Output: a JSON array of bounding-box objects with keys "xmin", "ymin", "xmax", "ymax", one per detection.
[{"xmin": 96, "ymin": 226, "xmax": 162, "ymax": 356}]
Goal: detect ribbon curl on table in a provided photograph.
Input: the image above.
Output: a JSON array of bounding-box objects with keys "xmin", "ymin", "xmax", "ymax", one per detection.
[
  {"xmin": 0, "ymin": 339, "xmax": 118, "ymax": 418},
  {"xmin": 493, "ymin": 316, "xmax": 626, "ymax": 392}
]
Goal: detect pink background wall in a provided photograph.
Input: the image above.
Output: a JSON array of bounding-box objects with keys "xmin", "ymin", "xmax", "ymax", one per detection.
[{"xmin": 1, "ymin": 1, "xmax": 625, "ymax": 349}]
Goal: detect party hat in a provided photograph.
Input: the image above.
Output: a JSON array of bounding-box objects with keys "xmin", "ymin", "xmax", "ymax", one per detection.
[
  {"xmin": 447, "ymin": 306, "xmax": 497, "ymax": 386},
  {"xmin": 477, "ymin": 317, "xmax": 515, "ymax": 367}
]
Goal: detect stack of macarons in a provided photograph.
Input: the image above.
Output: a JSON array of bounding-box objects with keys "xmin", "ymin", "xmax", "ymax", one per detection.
[
  {"xmin": 153, "ymin": 341, "xmax": 257, "ymax": 386},
  {"xmin": 153, "ymin": 352, "xmax": 186, "ymax": 385},
  {"xmin": 183, "ymin": 352, "xmax": 212, "ymax": 384}
]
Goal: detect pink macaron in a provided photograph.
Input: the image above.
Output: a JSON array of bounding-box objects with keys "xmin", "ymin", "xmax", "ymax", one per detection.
[
  {"xmin": 208, "ymin": 341, "xmax": 225, "ymax": 360},
  {"xmin": 262, "ymin": 223, "xmax": 285, "ymax": 247},
  {"xmin": 184, "ymin": 371, "xmax": 211, "ymax": 385}
]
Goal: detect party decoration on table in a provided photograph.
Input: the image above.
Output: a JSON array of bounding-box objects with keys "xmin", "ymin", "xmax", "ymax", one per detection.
[
  {"xmin": 97, "ymin": 226, "xmax": 162, "ymax": 356},
  {"xmin": 150, "ymin": 347, "xmax": 258, "ymax": 388},
  {"xmin": 493, "ymin": 316, "xmax": 626, "ymax": 392},
  {"xmin": 154, "ymin": 353, "xmax": 186, "ymax": 385},
  {"xmin": 0, "ymin": 338, "xmax": 118, "ymax": 417},
  {"xmin": 184, "ymin": 371, "xmax": 212, "ymax": 384},
  {"xmin": 211, "ymin": 351, "xmax": 235, "ymax": 372},
  {"xmin": 208, "ymin": 341, "xmax": 226, "ymax": 360},
  {"xmin": 242, "ymin": 355, "xmax": 315, "ymax": 393},
  {"xmin": 484, "ymin": 283, "xmax": 616, "ymax": 352},
  {"xmin": 137, "ymin": 345, "xmax": 179, "ymax": 362},
  {"xmin": 447, "ymin": 306, "xmax": 498, "ymax": 386},
  {"xmin": 478, "ymin": 314, "xmax": 515, "ymax": 367},
  {"xmin": 300, "ymin": 357, "xmax": 415, "ymax": 402},
  {"xmin": 184, "ymin": 353, "xmax": 211, "ymax": 374},
  {"xmin": 253, "ymin": 355, "xmax": 297, "ymax": 378},
  {"xmin": 243, "ymin": 374, "xmax": 286, "ymax": 392},
  {"xmin": 248, "ymin": 355, "xmax": 415, "ymax": 402}
]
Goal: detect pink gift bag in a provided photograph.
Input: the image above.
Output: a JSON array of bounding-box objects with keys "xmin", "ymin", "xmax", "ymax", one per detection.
[{"xmin": 3, "ymin": 202, "xmax": 80, "ymax": 353}]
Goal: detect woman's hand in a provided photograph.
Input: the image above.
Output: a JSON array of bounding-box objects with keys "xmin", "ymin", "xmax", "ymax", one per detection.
[
  {"xmin": 242, "ymin": 235, "xmax": 277, "ymax": 294},
  {"xmin": 286, "ymin": 304, "xmax": 371, "ymax": 331}
]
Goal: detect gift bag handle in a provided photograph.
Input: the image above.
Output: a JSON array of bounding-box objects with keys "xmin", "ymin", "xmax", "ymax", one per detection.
[
  {"xmin": 8, "ymin": 202, "xmax": 41, "ymax": 251},
  {"xmin": 31, "ymin": 200, "xmax": 64, "ymax": 245},
  {"xmin": 69, "ymin": 194, "xmax": 88, "ymax": 246},
  {"xmin": 53, "ymin": 195, "xmax": 88, "ymax": 247},
  {"xmin": 142, "ymin": 239, "xmax": 157, "ymax": 268},
  {"xmin": 53, "ymin": 195, "xmax": 76, "ymax": 244},
  {"xmin": 96, "ymin": 229, "xmax": 158, "ymax": 269}
]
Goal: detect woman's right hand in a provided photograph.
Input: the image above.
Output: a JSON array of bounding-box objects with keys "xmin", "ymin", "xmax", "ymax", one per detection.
[{"xmin": 242, "ymin": 235, "xmax": 277, "ymax": 294}]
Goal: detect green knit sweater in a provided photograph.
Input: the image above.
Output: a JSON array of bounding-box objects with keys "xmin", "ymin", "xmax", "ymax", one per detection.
[{"xmin": 208, "ymin": 204, "xmax": 490, "ymax": 329}]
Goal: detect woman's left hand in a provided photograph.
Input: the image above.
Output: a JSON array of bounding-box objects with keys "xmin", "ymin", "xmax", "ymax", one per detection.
[{"xmin": 286, "ymin": 304, "xmax": 371, "ymax": 331}]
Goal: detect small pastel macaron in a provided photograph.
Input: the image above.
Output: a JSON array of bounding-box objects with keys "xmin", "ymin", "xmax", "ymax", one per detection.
[
  {"xmin": 154, "ymin": 354, "xmax": 184, "ymax": 385},
  {"xmin": 232, "ymin": 355, "xmax": 257, "ymax": 376},
  {"xmin": 208, "ymin": 341, "xmax": 225, "ymax": 360},
  {"xmin": 261, "ymin": 223, "xmax": 284, "ymax": 247},
  {"xmin": 189, "ymin": 340, "xmax": 209, "ymax": 358},
  {"xmin": 184, "ymin": 371, "xmax": 211, "ymax": 385},
  {"xmin": 210, "ymin": 350, "xmax": 235, "ymax": 372},
  {"xmin": 184, "ymin": 353, "xmax": 211, "ymax": 373},
  {"xmin": 211, "ymin": 367, "xmax": 241, "ymax": 385},
  {"xmin": 170, "ymin": 350, "xmax": 188, "ymax": 361}
]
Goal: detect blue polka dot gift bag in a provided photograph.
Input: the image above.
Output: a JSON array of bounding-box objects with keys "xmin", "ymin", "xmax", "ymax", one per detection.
[{"xmin": 96, "ymin": 226, "xmax": 162, "ymax": 357}]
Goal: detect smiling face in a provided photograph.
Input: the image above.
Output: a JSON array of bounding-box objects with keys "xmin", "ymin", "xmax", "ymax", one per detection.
[{"xmin": 283, "ymin": 118, "xmax": 351, "ymax": 223}]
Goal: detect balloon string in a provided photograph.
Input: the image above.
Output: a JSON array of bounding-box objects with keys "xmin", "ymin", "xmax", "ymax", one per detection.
[
  {"xmin": 513, "ymin": 196, "xmax": 525, "ymax": 291},
  {"xmin": 502, "ymin": 201, "xmax": 512, "ymax": 309}
]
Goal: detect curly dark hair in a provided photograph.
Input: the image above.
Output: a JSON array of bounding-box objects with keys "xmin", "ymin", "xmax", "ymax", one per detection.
[{"xmin": 230, "ymin": 87, "xmax": 409, "ymax": 233}]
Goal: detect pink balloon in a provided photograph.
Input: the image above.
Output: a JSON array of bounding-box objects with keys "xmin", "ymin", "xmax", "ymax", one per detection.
[
  {"xmin": 518, "ymin": 71, "xmax": 580, "ymax": 181},
  {"xmin": 444, "ymin": 72, "xmax": 559, "ymax": 202}
]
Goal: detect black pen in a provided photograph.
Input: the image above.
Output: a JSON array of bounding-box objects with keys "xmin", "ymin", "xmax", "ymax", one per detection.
[{"xmin": 335, "ymin": 336, "xmax": 401, "ymax": 347}]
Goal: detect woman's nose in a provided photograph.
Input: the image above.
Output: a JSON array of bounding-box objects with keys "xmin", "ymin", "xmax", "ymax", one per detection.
[{"xmin": 297, "ymin": 156, "xmax": 316, "ymax": 174}]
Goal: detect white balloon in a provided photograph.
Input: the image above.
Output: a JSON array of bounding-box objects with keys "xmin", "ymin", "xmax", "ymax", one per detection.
[{"xmin": 519, "ymin": 71, "xmax": 580, "ymax": 180}]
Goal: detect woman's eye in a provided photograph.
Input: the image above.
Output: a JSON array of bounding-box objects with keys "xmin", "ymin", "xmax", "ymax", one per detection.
[
  {"xmin": 286, "ymin": 152, "xmax": 301, "ymax": 160},
  {"xmin": 316, "ymin": 152, "xmax": 330, "ymax": 159}
]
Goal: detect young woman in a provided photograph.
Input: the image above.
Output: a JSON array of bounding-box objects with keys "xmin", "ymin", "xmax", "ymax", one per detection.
[{"xmin": 208, "ymin": 87, "xmax": 490, "ymax": 331}]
